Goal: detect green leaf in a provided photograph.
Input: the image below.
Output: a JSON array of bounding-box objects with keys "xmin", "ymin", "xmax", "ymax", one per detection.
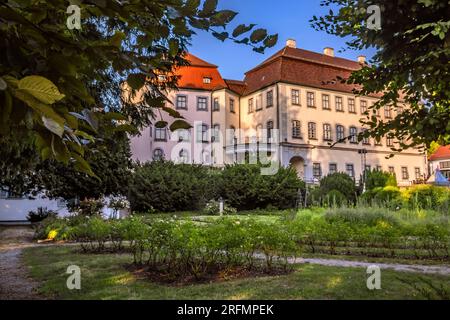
[
  {"xmin": 74, "ymin": 130, "xmax": 95, "ymax": 142},
  {"xmin": 264, "ymin": 34, "xmax": 278, "ymax": 48},
  {"xmin": 212, "ymin": 31, "xmax": 228, "ymax": 42},
  {"xmin": 72, "ymin": 153, "xmax": 96, "ymax": 177},
  {"xmin": 103, "ymin": 112, "xmax": 127, "ymax": 121},
  {"xmin": 17, "ymin": 76, "xmax": 65, "ymax": 104},
  {"xmin": 250, "ymin": 29, "xmax": 268, "ymax": 43},
  {"xmin": 232, "ymin": 24, "xmax": 256, "ymax": 38},
  {"xmin": 211, "ymin": 10, "xmax": 237, "ymax": 26},
  {"xmin": 127, "ymin": 73, "xmax": 147, "ymax": 90},
  {"xmin": 155, "ymin": 120, "xmax": 168, "ymax": 128},
  {"xmin": 42, "ymin": 116, "xmax": 64, "ymax": 137},
  {"xmin": 162, "ymin": 106, "xmax": 184, "ymax": 119},
  {"xmin": 13, "ymin": 89, "xmax": 66, "ymax": 125},
  {"xmin": 199, "ymin": 0, "xmax": 218, "ymax": 17},
  {"xmin": 170, "ymin": 119, "xmax": 192, "ymax": 131},
  {"xmin": 114, "ymin": 124, "xmax": 138, "ymax": 133}
]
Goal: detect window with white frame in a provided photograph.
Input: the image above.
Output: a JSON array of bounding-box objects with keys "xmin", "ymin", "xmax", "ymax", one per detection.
[
  {"xmin": 213, "ymin": 97, "xmax": 219, "ymax": 111},
  {"xmin": 335, "ymin": 96, "xmax": 343, "ymax": 111},
  {"xmin": 212, "ymin": 124, "xmax": 220, "ymax": 142},
  {"xmin": 329, "ymin": 163, "xmax": 337, "ymax": 175},
  {"xmin": 203, "ymin": 77, "xmax": 211, "ymax": 84},
  {"xmin": 196, "ymin": 124, "xmax": 209, "ymax": 143},
  {"xmin": 388, "ymin": 166, "xmax": 395, "ymax": 174},
  {"xmin": 346, "ymin": 164, "xmax": 355, "ymax": 178},
  {"xmin": 267, "ymin": 121, "xmax": 274, "ymax": 141},
  {"xmin": 322, "ymin": 94, "xmax": 330, "ymax": 110},
  {"xmin": 336, "ymin": 125, "xmax": 345, "ymax": 141},
  {"xmin": 256, "ymin": 94, "xmax": 262, "ymax": 111},
  {"xmin": 176, "ymin": 95, "xmax": 187, "ymax": 109},
  {"xmin": 230, "ymin": 98, "xmax": 235, "ymax": 113},
  {"xmin": 308, "ymin": 122, "xmax": 317, "ymax": 140},
  {"xmin": 248, "ymin": 98, "xmax": 254, "ymax": 113},
  {"xmin": 415, "ymin": 167, "xmax": 421, "ymax": 179},
  {"xmin": 307, "ymin": 92, "xmax": 315, "ymax": 107},
  {"xmin": 313, "ymin": 163, "xmax": 322, "ymax": 179},
  {"xmin": 323, "ymin": 123, "xmax": 332, "ymax": 141},
  {"xmin": 387, "ymin": 135, "xmax": 394, "ymax": 147},
  {"xmin": 256, "ymin": 124, "xmax": 263, "ymax": 142},
  {"xmin": 349, "ymin": 126, "xmax": 358, "ymax": 143},
  {"xmin": 292, "ymin": 120, "xmax": 301, "ymax": 139},
  {"xmin": 177, "ymin": 129, "xmax": 190, "ymax": 142},
  {"xmin": 291, "ymin": 89, "xmax": 300, "ymax": 106},
  {"xmin": 401, "ymin": 167, "xmax": 409, "ymax": 180},
  {"xmin": 384, "ymin": 106, "xmax": 392, "ymax": 119},
  {"xmin": 155, "ymin": 127, "xmax": 167, "ymax": 141},
  {"xmin": 197, "ymin": 97, "xmax": 208, "ymax": 111},
  {"xmin": 153, "ymin": 148, "xmax": 164, "ymax": 161},
  {"xmin": 361, "ymin": 100, "xmax": 368, "ymax": 114},
  {"xmin": 266, "ymin": 90, "xmax": 273, "ymax": 107},
  {"xmin": 348, "ymin": 98, "xmax": 356, "ymax": 113}
]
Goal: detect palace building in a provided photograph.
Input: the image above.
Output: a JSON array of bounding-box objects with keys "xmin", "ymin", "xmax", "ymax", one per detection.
[{"xmin": 130, "ymin": 39, "xmax": 427, "ymax": 186}]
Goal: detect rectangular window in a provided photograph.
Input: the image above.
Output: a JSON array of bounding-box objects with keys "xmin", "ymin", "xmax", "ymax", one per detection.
[
  {"xmin": 176, "ymin": 95, "xmax": 187, "ymax": 110},
  {"xmin": 346, "ymin": 164, "xmax": 355, "ymax": 178},
  {"xmin": 155, "ymin": 127, "xmax": 167, "ymax": 141},
  {"xmin": 365, "ymin": 165, "xmax": 372, "ymax": 172},
  {"xmin": 197, "ymin": 124, "xmax": 209, "ymax": 143},
  {"xmin": 292, "ymin": 120, "xmax": 301, "ymax": 139},
  {"xmin": 329, "ymin": 163, "xmax": 337, "ymax": 175},
  {"xmin": 361, "ymin": 129, "xmax": 370, "ymax": 145},
  {"xmin": 376, "ymin": 165, "xmax": 382, "ymax": 171},
  {"xmin": 178, "ymin": 129, "xmax": 190, "ymax": 142},
  {"xmin": 203, "ymin": 77, "xmax": 211, "ymax": 84},
  {"xmin": 384, "ymin": 106, "xmax": 392, "ymax": 119},
  {"xmin": 322, "ymin": 94, "xmax": 330, "ymax": 110},
  {"xmin": 336, "ymin": 125, "xmax": 345, "ymax": 141},
  {"xmin": 213, "ymin": 97, "xmax": 219, "ymax": 111},
  {"xmin": 415, "ymin": 167, "xmax": 421, "ymax": 179},
  {"xmin": 401, "ymin": 167, "xmax": 409, "ymax": 180},
  {"xmin": 375, "ymin": 137, "xmax": 382, "ymax": 146},
  {"xmin": 307, "ymin": 92, "xmax": 315, "ymax": 107},
  {"xmin": 323, "ymin": 124, "xmax": 332, "ymax": 141},
  {"xmin": 308, "ymin": 122, "xmax": 317, "ymax": 140},
  {"xmin": 230, "ymin": 98, "xmax": 235, "ymax": 113},
  {"xmin": 336, "ymin": 96, "xmax": 343, "ymax": 111},
  {"xmin": 440, "ymin": 161, "xmax": 450, "ymax": 169},
  {"xmin": 361, "ymin": 100, "xmax": 368, "ymax": 114},
  {"xmin": 348, "ymin": 98, "xmax": 356, "ymax": 113},
  {"xmin": 267, "ymin": 121, "xmax": 274, "ymax": 142},
  {"xmin": 349, "ymin": 127, "xmax": 358, "ymax": 144},
  {"xmin": 248, "ymin": 98, "xmax": 254, "ymax": 113},
  {"xmin": 388, "ymin": 166, "xmax": 395, "ymax": 174},
  {"xmin": 375, "ymin": 104, "xmax": 381, "ymax": 117},
  {"xmin": 197, "ymin": 97, "xmax": 208, "ymax": 111},
  {"xmin": 387, "ymin": 135, "xmax": 394, "ymax": 147},
  {"xmin": 313, "ymin": 163, "xmax": 322, "ymax": 179},
  {"xmin": 212, "ymin": 124, "xmax": 220, "ymax": 143},
  {"xmin": 256, "ymin": 94, "xmax": 262, "ymax": 111},
  {"xmin": 291, "ymin": 89, "xmax": 300, "ymax": 106},
  {"xmin": 266, "ymin": 91, "xmax": 273, "ymax": 107}
]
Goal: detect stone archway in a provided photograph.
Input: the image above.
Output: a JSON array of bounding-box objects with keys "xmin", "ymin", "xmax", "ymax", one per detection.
[{"xmin": 290, "ymin": 156, "xmax": 305, "ymax": 179}]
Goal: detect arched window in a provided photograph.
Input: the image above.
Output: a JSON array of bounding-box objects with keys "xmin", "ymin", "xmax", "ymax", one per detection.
[
  {"xmin": 153, "ymin": 148, "xmax": 164, "ymax": 161},
  {"xmin": 179, "ymin": 149, "xmax": 189, "ymax": 163}
]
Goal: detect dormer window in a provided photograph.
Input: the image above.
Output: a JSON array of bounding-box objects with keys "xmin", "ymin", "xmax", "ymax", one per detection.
[{"xmin": 203, "ymin": 77, "xmax": 212, "ymax": 84}]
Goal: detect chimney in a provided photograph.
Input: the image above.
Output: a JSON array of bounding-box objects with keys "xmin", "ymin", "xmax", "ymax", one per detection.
[
  {"xmin": 358, "ymin": 55, "xmax": 366, "ymax": 64},
  {"xmin": 323, "ymin": 47, "xmax": 335, "ymax": 57},
  {"xmin": 286, "ymin": 39, "xmax": 297, "ymax": 48}
]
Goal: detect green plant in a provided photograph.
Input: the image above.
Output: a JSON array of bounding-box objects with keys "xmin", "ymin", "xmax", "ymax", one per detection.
[
  {"xmin": 365, "ymin": 169, "xmax": 397, "ymax": 191},
  {"xmin": 202, "ymin": 199, "xmax": 237, "ymax": 216},
  {"xmin": 323, "ymin": 190, "xmax": 347, "ymax": 207},
  {"xmin": 319, "ymin": 173, "xmax": 357, "ymax": 203}
]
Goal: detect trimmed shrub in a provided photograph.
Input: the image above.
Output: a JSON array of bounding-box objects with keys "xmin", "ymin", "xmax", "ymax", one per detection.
[
  {"xmin": 319, "ymin": 173, "xmax": 357, "ymax": 203},
  {"xmin": 217, "ymin": 164, "xmax": 305, "ymax": 210},
  {"xmin": 128, "ymin": 162, "xmax": 215, "ymax": 212},
  {"xmin": 365, "ymin": 169, "xmax": 397, "ymax": 191},
  {"xmin": 323, "ymin": 190, "xmax": 347, "ymax": 207}
]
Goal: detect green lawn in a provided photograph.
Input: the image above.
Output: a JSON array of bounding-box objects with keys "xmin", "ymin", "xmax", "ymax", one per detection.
[{"xmin": 23, "ymin": 245, "xmax": 450, "ymax": 300}]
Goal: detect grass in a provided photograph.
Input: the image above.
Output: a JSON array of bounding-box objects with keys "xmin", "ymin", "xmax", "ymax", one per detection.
[{"xmin": 23, "ymin": 245, "xmax": 450, "ymax": 300}]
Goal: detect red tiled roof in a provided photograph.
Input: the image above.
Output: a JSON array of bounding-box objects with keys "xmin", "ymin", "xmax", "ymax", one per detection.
[
  {"xmin": 243, "ymin": 46, "xmax": 374, "ymax": 96},
  {"xmin": 174, "ymin": 53, "xmax": 226, "ymax": 90},
  {"xmin": 224, "ymin": 79, "xmax": 247, "ymax": 95},
  {"xmin": 429, "ymin": 145, "xmax": 450, "ymax": 161}
]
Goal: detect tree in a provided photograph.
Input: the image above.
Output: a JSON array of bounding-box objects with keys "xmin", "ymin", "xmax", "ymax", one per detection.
[
  {"xmin": 311, "ymin": 0, "xmax": 450, "ymax": 151},
  {"xmin": 0, "ymin": 0, "xmax": 277, "ymax": 174}
]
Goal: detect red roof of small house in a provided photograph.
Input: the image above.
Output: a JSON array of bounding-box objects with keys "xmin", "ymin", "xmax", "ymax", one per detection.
[
  {"xmin": 174, "ymin": 53, "xmax": 227, "ymax": 91},
  {"xmin": 429, "ymin": 145, "xmax": 450, "ymax": 161},
  {"xmin": 243, "ymin": 46, "xmax": 383, "ymax": 97}
]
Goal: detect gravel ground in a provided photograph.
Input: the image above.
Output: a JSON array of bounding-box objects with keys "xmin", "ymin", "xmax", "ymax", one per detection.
[{"xmin": 0, "ymin": 226, "xmax": 43, "ymax": 300}]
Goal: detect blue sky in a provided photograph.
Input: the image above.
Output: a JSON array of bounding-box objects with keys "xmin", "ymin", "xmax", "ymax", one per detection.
[{"xmin": 188, "ymin": 0, "xmax": 375, "ymax": 80}]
